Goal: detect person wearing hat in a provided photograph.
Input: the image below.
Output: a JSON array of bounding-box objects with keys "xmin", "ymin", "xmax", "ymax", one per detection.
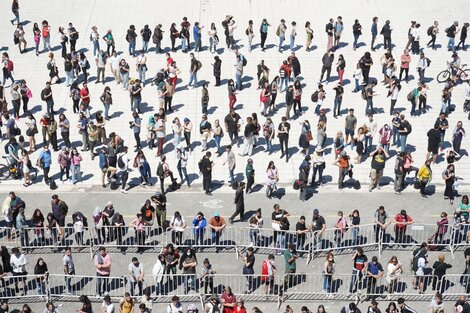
[
  {"xmin": 365, "ymin": 256, "xmax": 384, "ymax": 301},
  {"xmin": 208, "ymin": 212, "xmax": 226, "ymax": 250},
  {"xmin": 394, "ymin": 209, "xmax": 413, "ymax": 244},
  {"xmin": 277, "ymin": 19, "xmax": 287, "ymax": 52}
]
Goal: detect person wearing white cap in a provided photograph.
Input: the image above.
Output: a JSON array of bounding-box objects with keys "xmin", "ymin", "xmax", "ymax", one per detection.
[
  {"xmin": 311, "ymin": 146, "xmax": 325, "ymax": 186},
  {"xmin": 208, "ymin": 212, "xmax": 226, "ymax": 251},
  {"xmin": 176, "ymin": 143, "xmax": 190, "ymax": 187}
]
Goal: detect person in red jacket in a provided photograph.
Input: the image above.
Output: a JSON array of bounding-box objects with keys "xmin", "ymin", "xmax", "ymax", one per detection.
[
  {"xmin": 261, "ymin": 254, "xmax": 276, "ymax": 295},
  {"xmin": 394, "ymin": 210, "xmax": 414, "ymax": 245}
]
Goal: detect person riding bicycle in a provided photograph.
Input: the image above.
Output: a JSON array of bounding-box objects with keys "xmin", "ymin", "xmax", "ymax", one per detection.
[{"xmin": 447, "ymin": 52, "xmax": 461, "ymax": 82}]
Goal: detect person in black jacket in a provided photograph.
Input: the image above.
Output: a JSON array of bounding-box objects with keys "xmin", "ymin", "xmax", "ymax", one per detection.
[
  {"xmin": 380, "ymin": 20, "xmax": 392, "ymax": 50},
  {"xmin": 127, "ymin": 25, "xmax": 137, "ymax": 56},
  {"xmin": 299, "ymin": 157, "xmax": 310, "ymax": 201},
  {"xmin": 200, "ymin": 151, "xmax": 213, "ymax": 195},
  {"xmin": 229, "ymin": 182, "xmax": 245, "ymax": 223},
  {"xmin": 432, "ymin": 254, "xmax": 452, "ymax": 293},
  {"xmin": 457, "ymin": 22, "xmax": 469, "ymax": 51},
  {"xmin": 285, "ymin": 85, "xmax": 294, "ymax": 119},
  {"xmin": 212, "ymin": 56, "xmax": 221, "ymax": 86},
  {"xmin": 152, "ymin": 24, "xmax": 163, "ymax": 53}
]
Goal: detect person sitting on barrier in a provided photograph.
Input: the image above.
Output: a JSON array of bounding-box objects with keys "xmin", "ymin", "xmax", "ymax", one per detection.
[
  {"xmin": 193, "ymin": 212, "xmax": 207, "ymax": 246},
  {"xmin": 364, "ymin": 256, "xmax": 384, "ymax": 301},
  {"xmin": 261, "ymin": 254, "xmax": 276, "ymax": 295},
  {"xmin": 347, "ymin": 247, "xmax": 368, "ymax": 298},
  {"xmin": 394, "ymin": 209, "xmax": 413, "ymax": 245},
  {"xmin": 208, "ymin": 212, "xmax": 226, "ymax": 251},
  {"xmin": 221, "ymin": 286, "xmax": 237, "ymax": 313}
]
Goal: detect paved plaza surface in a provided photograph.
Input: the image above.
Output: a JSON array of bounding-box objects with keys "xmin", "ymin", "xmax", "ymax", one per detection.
[{"xmin": 1, "ymin": 0, "xmax": 470, "ymax": 311}]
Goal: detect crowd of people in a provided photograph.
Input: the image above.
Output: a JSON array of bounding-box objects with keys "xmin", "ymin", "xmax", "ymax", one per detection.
[
  {"xmin": 0, "ymin": 1, "xmax": 469, "ymax": 201},
  {"xmin": 1, "ymin": 190, "xmax": 470, "ymax": 312}
]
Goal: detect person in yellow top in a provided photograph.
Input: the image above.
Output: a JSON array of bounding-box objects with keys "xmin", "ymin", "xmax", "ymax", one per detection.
[
  {"xmin": 119, "ymin": 292, "xmax": 134, "ymax": 313},
  {"xmin": 417, "ymin": 159, "xmax": 432, "ymax": 197}
]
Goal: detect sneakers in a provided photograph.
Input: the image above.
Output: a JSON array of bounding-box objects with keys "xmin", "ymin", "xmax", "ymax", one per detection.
[{"xmin": 121, "ymin": 189, "xmax": 128, "ymax": 194}]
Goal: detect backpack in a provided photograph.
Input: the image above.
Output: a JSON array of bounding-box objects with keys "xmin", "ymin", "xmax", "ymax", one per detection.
[
  {"xmin": 427, "ymin": 26, "xmax": 434, "ymax": 36},
  {"xmin": 361, "ymin": 87, "xmax": 367, "ymax": 100},
  {"xmin": 4, "ymin": 143, "xmax": 12, "ymax": 155},
  {"xmin": 242, "ymin": 56, "xmax": 247, "ymax": 67},
  {"xmin": 425, "ymin": 58, "xmax": 432, "ymax": 67},
  {"xmin": 245, "ymin": 28, "xmax": 249, "ymax": 36},
  {"xmin": 311, "ymin": 91, "xmax": 319, "ymax": 102},
  {"xmin": 196, "ymin": 60, "xmax": 202, "ymax": 71},
  {"xmin": 406, "ymin": 90, "xmax": 415, "ymax": 101},
  {"xmin": 84, "ymin": 60, "xmax": 90, "ymax": 70},
  {"xmin": 404, "ymin": 120, "xmax": 412, "ymax": 134},
  {"xmin": 7, "ymin": 60, "xmax": 14, "ymax": 72},
  {"xmin": 59, "ymin": 201, "xmax": 69, "ymax": 216},
  {"xmin": 276, "ymin": 26, "xmax": 280, "ymax": 37},
  {"xmin": 41, "ymin": 89, "xmax": 48, "ymax": 101},
  {"xmin": 411, "ymin": 248, "xmax": 422, "ymax": 272},
  {"xmin": 70, "ymin": 28, "xmax": 79, "ymax": 40},
  {"xmin": 156, "ymin": 162, "xmax": 164, "ymax": 177},
  {"xmin": 198, "ymin": 159, "xmax": 204, "ymax": 172},
  {"xmin": 47, "ymin": 61, "xmax": 53, "ymax": 71},
  {"xmin": 117, "ymin": 154, "xmax": 125, "ymax": 168}
]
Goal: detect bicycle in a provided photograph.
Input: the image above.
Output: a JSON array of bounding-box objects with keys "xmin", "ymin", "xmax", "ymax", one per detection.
[
  {"xmin": 436, "ymin": 63, "xmax": 470, "ymax": 83},
  {"xmin": 0, "ymin": 156, "xmax": 38, "ymax": 182}
]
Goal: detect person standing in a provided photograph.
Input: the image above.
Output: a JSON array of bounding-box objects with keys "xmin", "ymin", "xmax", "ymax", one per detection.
[
  {"xmin": 380, "ymin": 20, "xmax": 393, "ymax": 50},
  {"xmin": 457, "ymin": 22, "xmax": 469, "ymax": 51},
  {"xmin": 371, "ymin": 17, "xmax": 378, "ymax": 51},
  {"xmin": 128, "ymin": 257, "xmax": 144, "ymax": 296},
  {"xmin": 234, "ymin": 55, "xmax": 243, "ymax": 91},
  {"xmin": 278, "ymin": 117, "xmax": 290, "ymax": 162},
  {"xmin": 427, "ymin": 21, "xmax": 439, "ymax": 50},
  {"xmin": 94, "ymin": 246, "xmax": 112, "ymax": 297},
  {"xmin": 245, "ymin": 158, "xmax": 255, "ymax": 193},
  {"xmin": 282, "ymin": 243, "xmax": 298, "ymax": 294},
  {"xmin": 359, "ymin": 52, "xmax": 373, "ymax": 84},
  {"xmin": 333, "ymin": 82, "xmax": 344, "ymax": 118},
  {"xmin": 200, "ymin": 151, "xmax": 213, "ymax": 195},
  {"xmin": 277, "ymin": 19, "xmax": 287, "ymax": 52},
  {"xmin": 325, "ymin": 18, "xmax": 334, "ymax": 51},
  {"xmin": 95, "ymin": 50, "xmax": 107, "ymax": 85},
  {"xmin": 117, "ymin": 146, "xmax": 130, "ymax": 193},
  {"xmin": 223, "ymin": 145, "xmax": 236, "ymax": 187},
  {"xmin": 333, "ymin": 16, "xmax": 344, "ymax": 50},
  {"xmin": 229, "ymin": 182, "xmax": 245, "ymax": 223},
  {"xmin": 289, "ymin": 21, "xmax": 297, "ymax": 51},
  {"xmin": 260, "ymin": 19, "xmax": 270, "ymax": 51},
  {"xmin": 352, "ymin": 19, "xmax": 362, "ymax": 50},
  {"xmin": 446, "ymin": 21, "xmax": 459, "ymax": 52},
  {"xmin": 63, "ymin": 247, "xmax": 75, "ymax": 294},
  {"xmin": 399, "ymin": 49, "xmax": 411, "ymax": 82},
  {"xmin": 319, "ymin": 50, "xmax": 334, "ymax": 84},
  {"xmin": 136, "ymin": 50, "xmax": 147, "ymax": 87}
]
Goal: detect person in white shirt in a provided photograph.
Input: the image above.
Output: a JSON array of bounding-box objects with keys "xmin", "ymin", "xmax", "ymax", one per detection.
[
  {"xmin": 108, "ymin": 51, "xmax": 122, "ymax": 84},
  {"xmin": 136, "ymin": 50, "xmax": 147, "ymax": 86},
  {"xmin": 417, "ymin": 52, "xmax": 429, "ymax": 84},
  {"xmin": 364, "ymin": 114, "xmax": 377, "ymax": 153},
  {"xmin": 10, "ymin": 247, "xmax": 27, "ymax": 295},
  {"xmin": 89, "ymin": 26, "xmax": 100, "ymax": 56},
  {"xmin": 128, "ymin": 257, "xmax": 144, "ymax": 297},
  {"xmin": 411, "ymin": 23, "xmax": 421, "ymax": 55},
  {"xmin": 101, "ymin": 295, "xmax": 115, "ymax": 313}
]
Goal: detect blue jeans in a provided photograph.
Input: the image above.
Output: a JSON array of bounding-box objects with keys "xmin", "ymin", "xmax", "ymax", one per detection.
[
  {"xmin": 349, "ymin": 269, "xmax": 363, "ymax": 293},
  {"xmin": 280, "ymin": 77, "xmax": 288, "ymax": 92},
  {"xmin": 188, "ymin": 72, "xmax": 198, "ymax": 87},
  {"xmin": 138, "ymin": 67, "xmax": 147, "ymax": 85},
  {"xmin": 353, "ymin": 34, "xmax": 360, "ymax": 49},
  {"xmin": 71, "ymin": 164, "xmax": 81, "ymax": 183},
  {"xmin": 266, "ymin": 139, "xmax": 272, "ymax": 153},
  {"xmin": 365, "ymin": 98, "xmax": 373, "ymax": 115},
  {"xmin": 448, "ymin": 37, "xmax": 455, "ymax": 51},
  {"xmin": 279, "ymin": 36, "xmax": 285, "ymax": 51},
  {"xmin": 209, "ymin": 37, "xmax": 216, "ymax": 53},
  {"xmin": 43, "ymin": 36, "xmax": 51, "ymax": 51},
  {"xmin": 65, "ymin": 71, "xmax": 74, "ymax": 86},
  {"xmin": 142, "ymin": 40, "xmax": 149, "ymax": 52},
  {"xmin": 214, "ymin": 136, "xmax": 221, "ymax": 154},
  {"xmin": 440, "ymin": 101, "xmax": 448, "ymax": 114},
  {"xmin": 354, "ymin": 78, "xmax": 360, "ymax": 92},
  {"xmin": 184, "ymin": 274, "xmax": 197, "ymax": 294},
  {"xmin": 290, "ymin": 35, "xmax": 295, "ymax": 51},
  {"xmin": 351, "ymin": 227, "xmax": 359, "ymax": 246},
  {"xmin": 410, "ymin": 98, "xmax": 417, "ymax": 115},
  {"xmin": 333, "ymin": 98, "xmax": 342, "ymax": 116},
  {"xmin": 400, "ymin": 135, "xmax": 408, "ymax": 152},
  {"xmin": 236, "ymin": 74, "xmax": 242, "ymax": 90},
  {"xmin": 103, "ymin": 103, "xmax": 110, "ymax": 119},
  {"xmin": 177, "ymin": 165, "xmax": 189, "ymax": 184},
  {"xmin": 181, "ymin": 38, "xmax": 187, "ymax": 51},
  {"xmin": 96, "ymin": 273, "xmax": 109, "ymax": 296},
  {"xmin": 11, "ymin": 10, "xmax": 19, "ymax": 25},
  {"xmin": 92, "ymin": 41, "xmax": 100, "ymax": 56},
  {"xmin": 133, "ymin": 97, "xmax": 142, "ymax": 112},
  {"xmin": 46, "ymin": 100, "xmax": 54, "ymax": 114},
  {"xmin": 392, "ymin": 126, "xmax": 399, "ymax": 145},
  {"xmin": 229, "ymin": 168, "xmax": 235, "ymax": 185},
  {"xmin": 277, "ymin": 231, "xmax": 287, "ymax": 250},
  {"xmin": 323, "ymin": 275, "xmax": 332, "ymax": 293},
  {"xmin": 129, "ymin": 42, "xmax": 136, "ymax": 56},
  {"xmin": 364, "ymin": 136, "xmax": 373, "ymax": 153},
  {"xmin": 121, "ymin": 73, "xmax": 130, "ymax": 89},
  {"xmin": 194, "ymin": 231, "xmax": 204, "ymax": 245}
]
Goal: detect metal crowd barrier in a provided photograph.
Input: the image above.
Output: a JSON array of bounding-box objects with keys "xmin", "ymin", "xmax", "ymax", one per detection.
[
  {"xmin": 0, "ymin": 274, "xmax": 48, "ymax": 303},
  {"xmin": 0, "ymin": 227, "xmax": 21, "ymax": 250},
  {"xmin": 450, "ymin": 224, "xmax": 470, "ymax": 253},
  {"xmin": 439, "ymin": 274, "xmax": 470, "ymax": 296}
]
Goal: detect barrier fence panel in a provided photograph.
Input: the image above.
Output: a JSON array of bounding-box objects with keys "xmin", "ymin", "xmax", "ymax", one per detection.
[
  {"xmin": 0, "ymin": 274, "xmax": 48, "ymax": 303},
  {"xmin": 239, "ymin": 227, "xmax": 311, "ymax": 256},
  {"xmin": 440, "ymin": 274, "xmax": 470, "ymax": 297},
  {"xmin": 0, "ymin": 227, "xmax": 21, "ymax": 250},
  {"xmin": 48, "ymin": 274, "xmax": 126, "ymax": 301},
  {"xmin": 163, "ymin": 227, "xmax": 239, "ymax": 253},
  {"xmin": 90, "ymin": 225, "xmax": 164, "ymax": 253},
  {"xmin": 379, "ymin": 223, "xmax": 453, "ymax": 252},
  {"xmin": 450, "ymin": 223, "xmax": 470, "ymax": 252},
  {"xmin": 19, "ymin": 226, "xmax": 93, "ymax": 254},
  {"xmin": 127, "ymin": 273, "xmax": 282, "ymax": 303}
]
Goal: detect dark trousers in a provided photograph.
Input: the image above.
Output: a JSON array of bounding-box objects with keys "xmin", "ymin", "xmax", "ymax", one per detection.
[
  {"xmin": 383, "ymin": 36, "xmax": 392, "ymax": 50},
  {"xmin": 203, "ymin": 173, "xmax": 211, "ymax": 192},
  {"xmin": 320, "ymin": 66, "xmax": 332, "ymax": 82},
  {"xmin": 427, "ymin": 34, "xmax": 437, "ymax": 49},
  {"xmin": 230, "ymin": 205, "xmax": 244, "ymax": 221},
  {"xmin": 246, "ymin": 175, "xmax": 254, "ymax": 191},
  {"xmin": 279, "ymin": 137, "xmax": 289, "ymax": 157},
  {"xmin": 134, "ymin": 132, "xmax": 141, "ymax": 149},
  {"xmin": 121, "ymin": 171, "xmax": 129, "ymax": 189},
  {"xmin": 399, "ymin": 67, "xmax": 409, "ymax": 81},
  {"xmin": 260, "ymin": 32, "xmax": 267, "ymax": 49},
  {"xmin": 43, "ymin": 166, "xmax": 50, "ymax": 184},
  {"xmin": 61, "ymin": 132, "xmax": 71, "ymax": 148}
]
